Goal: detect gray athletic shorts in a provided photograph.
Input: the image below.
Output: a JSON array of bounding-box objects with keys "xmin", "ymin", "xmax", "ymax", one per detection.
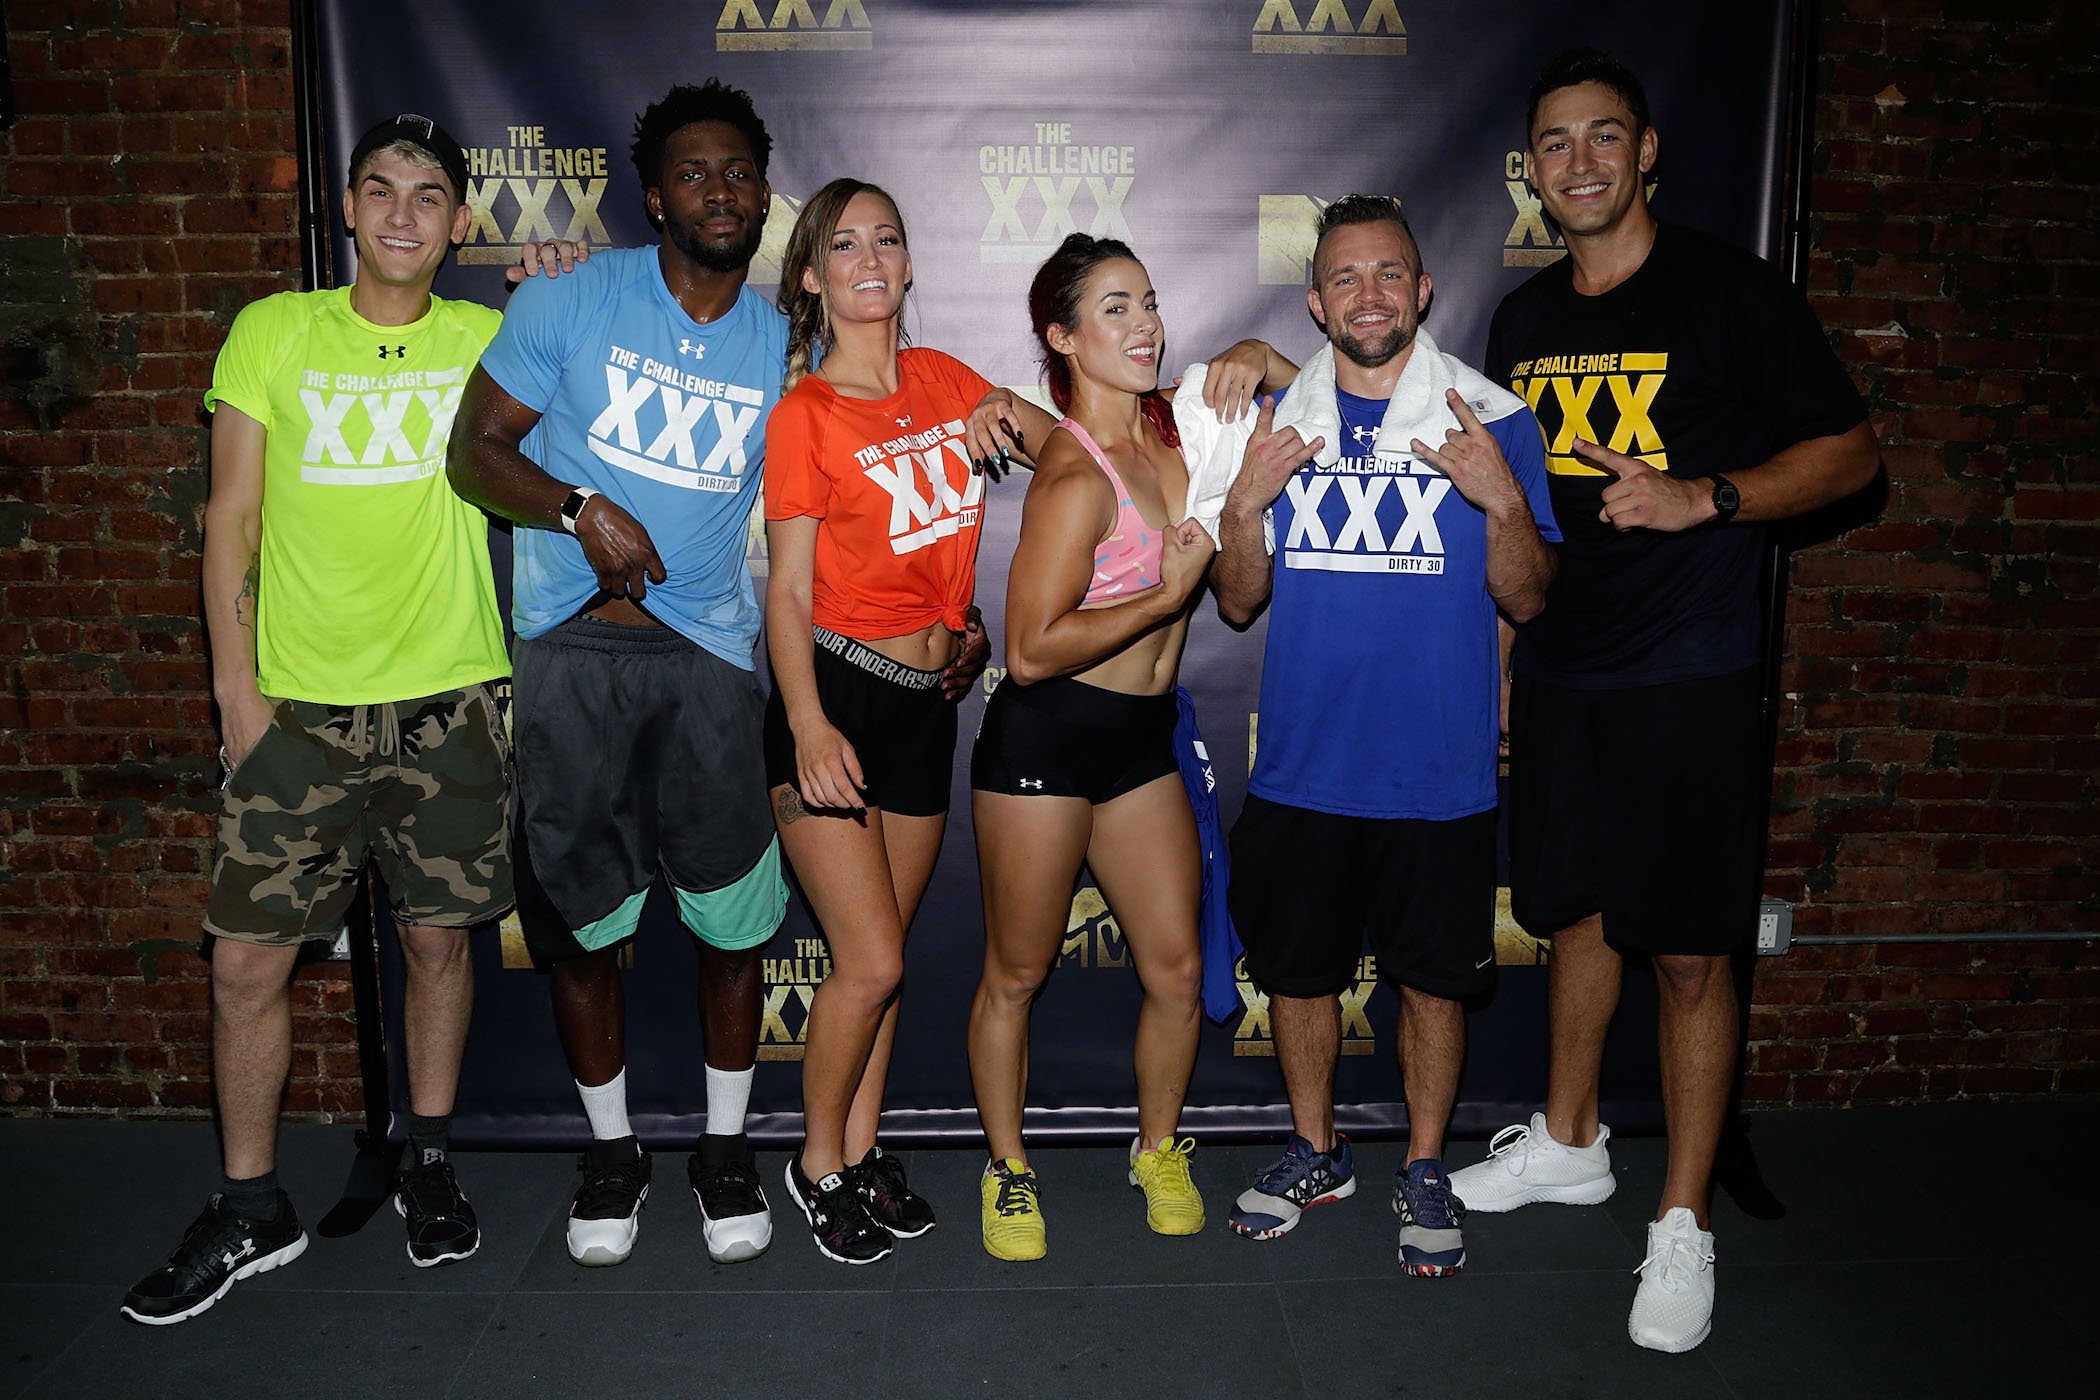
[{"xmin": 511, "ymin": 616, "xmax": 775, "ymax": 960}]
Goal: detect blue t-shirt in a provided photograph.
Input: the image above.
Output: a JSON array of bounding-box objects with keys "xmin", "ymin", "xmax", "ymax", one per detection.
[
  {"xmin": 476, "ymin": 248, "xmax": 788, "ymax": 666},
  {"xmin": 1249, "ymin": 386, "xmax": 1560, "ymax": 820}
]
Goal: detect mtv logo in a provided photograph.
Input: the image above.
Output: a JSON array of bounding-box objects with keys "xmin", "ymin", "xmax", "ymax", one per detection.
[
  {"xmin": 717, "ymin": 0, "xmax": 872, "ymax": 50},
  {"xmin": 1252, "ymin": 0, "xmax": 1407, "ymax": 55},
  {"xmin": 750, "ymin": 193, "xmax": 804, "ymax": 286},
  {"xmin": 1258, "ymin": 193, "xmax": 1403, "ymax": 286},
  {"xmin": 1062, "ymin": 885, "xmax": 1129, "ymax": 968}
]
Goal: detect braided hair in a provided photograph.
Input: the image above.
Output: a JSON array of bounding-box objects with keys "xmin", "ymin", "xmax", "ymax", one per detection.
[{"xmin": 777, "ymin": 178, "xmax": 910, "ymax": 392}]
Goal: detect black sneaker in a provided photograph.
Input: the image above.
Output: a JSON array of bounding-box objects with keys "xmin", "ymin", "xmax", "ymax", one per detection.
[
  {"xmin": 121, "ymin": 1193, "xmax": 307, "ymax": 1325},
  {"xmin": 783, "ymin": 1157, "xmax": 893, "ymax": 1265},
  {"xmin": 566, "ymin": 1135, "xmax": 650, "ymax": 1267},
  {"xmin": 851, "ymin": 1145, "xmax": 936, "ymax": 1238},
  {"xmin": 688, "ymin": 1132, "xmax": 772, "ymax": 1264},
  {"xmin": 394, "ymin": 1152, "xmax": 480, "ymax": 1268}
]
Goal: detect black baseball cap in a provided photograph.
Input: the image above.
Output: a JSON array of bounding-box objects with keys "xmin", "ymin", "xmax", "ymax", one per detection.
[{"xmin": 348, "ymin": 113, "xmax": 470, "ymax": 202}]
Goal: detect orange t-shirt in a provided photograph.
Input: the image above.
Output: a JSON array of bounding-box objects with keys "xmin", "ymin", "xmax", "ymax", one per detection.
[{"xmin": 764, "ymin": 347, "xmax": 994, "ymax": 637}]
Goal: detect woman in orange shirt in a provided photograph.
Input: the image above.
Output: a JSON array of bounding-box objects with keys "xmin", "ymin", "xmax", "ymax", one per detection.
[{"xmin": 762, "ymin": 178, "xmax": 1037, "ymax": 1265}]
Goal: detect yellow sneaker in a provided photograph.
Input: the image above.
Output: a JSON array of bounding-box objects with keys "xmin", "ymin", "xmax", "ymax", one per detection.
[
  {"xmin": 1129, "ymin": 1137, "xmax": 1206, "ymax": 1235},
  {"xmin": 980, "ymin": 1158, "xmax": 1046, "ymax": 1261}
]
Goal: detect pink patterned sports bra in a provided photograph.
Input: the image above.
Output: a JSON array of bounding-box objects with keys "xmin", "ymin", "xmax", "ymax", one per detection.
[{"xmin": 1060, "ymin": 417, "xmax": 1163, "ymax": 604}]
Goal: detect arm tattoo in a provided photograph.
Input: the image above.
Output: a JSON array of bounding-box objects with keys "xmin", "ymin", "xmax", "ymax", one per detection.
[
  {"xmin": 775, "ymin": 786, "xmax": 806, "ymax": 826},
  {"xmin": 234, "ymin": 559, "xmax": 258, "ymax": 640}
]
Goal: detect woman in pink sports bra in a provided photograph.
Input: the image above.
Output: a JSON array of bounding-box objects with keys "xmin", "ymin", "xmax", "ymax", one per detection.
[{"xmin": 965, "ymin": 232, "xmax": 1220, "ymax": 1258}]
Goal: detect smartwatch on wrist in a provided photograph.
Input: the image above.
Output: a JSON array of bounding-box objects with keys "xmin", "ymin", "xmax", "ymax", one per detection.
[
  {"xmin": 559, "ymin": 486, "xmax": 599, "ymax": 534},
  {"xmin": 1709, "ymin": 474, "xmax": 1741, "ymax": 524}
]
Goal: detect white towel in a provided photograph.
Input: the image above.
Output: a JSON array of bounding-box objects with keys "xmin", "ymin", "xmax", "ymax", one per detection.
[{"xmin": 1171, "ymin": 326, "xmax": 1528, "ymax": 547}]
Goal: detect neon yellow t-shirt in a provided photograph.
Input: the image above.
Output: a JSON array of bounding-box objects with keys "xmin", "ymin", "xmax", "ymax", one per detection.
[{"xmin": 205, "ymin": 287, "xmax": 508, "ymax": 704}]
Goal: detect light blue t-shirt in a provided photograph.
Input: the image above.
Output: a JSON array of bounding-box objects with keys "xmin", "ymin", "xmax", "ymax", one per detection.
[
  {"xmin": 1250, "ymin": 386, "xmax": 1560, "ymax": 821},
  {"xmin": 476, "ymin": 248, "xmax": 788, "ymax": 666}
]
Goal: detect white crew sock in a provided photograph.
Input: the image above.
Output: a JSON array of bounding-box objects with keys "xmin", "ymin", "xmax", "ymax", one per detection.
[
  {"xmin": 704, "ymin": 1064, "xmax": 753, "ymax": 1137},
  {"xmin": 576, "ymin": 1069, "xmax": 632, "ymax": 1141}
]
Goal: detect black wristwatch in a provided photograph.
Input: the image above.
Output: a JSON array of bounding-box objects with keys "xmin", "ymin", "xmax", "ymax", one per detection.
[
  {"xmin": 1709, "ymin": 474, "xmax": 1741, "ymax": 524},
  {"xmin": 559, "ymin": 486, "xmax": 600, "ymax": 534}
]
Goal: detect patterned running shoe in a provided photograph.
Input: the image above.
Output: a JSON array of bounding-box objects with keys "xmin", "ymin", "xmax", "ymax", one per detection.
[
  {"xmin": 1228, "ymin": 1133, "xmax": 1356, "ymax": 1240},
  {"xmin": 395, "ymin": 1152, "xmax": 480, "ymax": 1268},
  {"xmin": 121, "ymin": 1193, "xmax": 307, "ymax": 1325},
  {"xmin": 852, "ymin": 1145, "xmax": 936, "ymax": 1239},
  {"xmin": 1392, "ymin": 1158, "xmax": 1466, "ymax": 1277},
  {"xmin": 785, "ymin": 1157, "xmax": 893, "ymax": 1265}
]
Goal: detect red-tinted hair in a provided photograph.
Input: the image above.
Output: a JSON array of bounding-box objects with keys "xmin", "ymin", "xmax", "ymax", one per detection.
[{"xmin": 1027, "ymin": 233, "xmax": 1179, "ymax": 449}]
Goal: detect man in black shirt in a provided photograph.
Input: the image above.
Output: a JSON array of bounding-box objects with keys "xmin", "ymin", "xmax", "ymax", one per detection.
[{"xmin": 1449, "ymin": 50, "xmax": 1876, "ymax": 1354}]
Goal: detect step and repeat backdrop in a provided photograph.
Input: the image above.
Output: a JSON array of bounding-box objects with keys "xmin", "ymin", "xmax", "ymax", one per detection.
[{"xmin": 316, "ymin": 0, "xmax": 1796, "ymax": 1145}]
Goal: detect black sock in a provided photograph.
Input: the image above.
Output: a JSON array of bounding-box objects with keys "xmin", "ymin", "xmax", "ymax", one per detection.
[
  {"xmin": 221, "ymin": 1171, "xmax": 284, "ymax": 1221},
  {"xmin": 407, "ymin": 1111, "xmax": 452, "ymax": 1166}
]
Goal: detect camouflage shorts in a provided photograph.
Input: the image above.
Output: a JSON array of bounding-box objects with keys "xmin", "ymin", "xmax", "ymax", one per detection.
[{"xmin": 204, "ymin": 682, "xmax": 515, "ymax": 947}]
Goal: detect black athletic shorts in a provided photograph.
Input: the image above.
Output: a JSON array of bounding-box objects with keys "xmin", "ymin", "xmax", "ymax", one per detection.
[
  {"xmin": 1506, "ymin": 667, "xmax": 1763, "ymax": 956},
  {"xmin": 763, "ymin": 628, "xmax": 958, "ymax": 818},
  {"xmin": 511, "ymin": 615, "xmax": 774, "ymax": 962},
  {"xmin": 970, "ymin": 674, "xmax": 1178, "ymax": 803},
  {"xmin": 1229, "ymin": 795, "xmax": 1498, "ymax": 1001}
]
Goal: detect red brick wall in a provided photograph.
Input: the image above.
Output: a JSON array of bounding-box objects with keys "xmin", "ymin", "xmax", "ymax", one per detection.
[
  {"xmin": 1753, "ymin": 0, "xmax": 2100, "ymax": 1102},
  {"xmin": 1, "ymin": 1, "xmax": 2093, "ymax": 1117},
  {"xmin": 0, "ymin": 2, "xmax": 361, "ymax": 1116}
]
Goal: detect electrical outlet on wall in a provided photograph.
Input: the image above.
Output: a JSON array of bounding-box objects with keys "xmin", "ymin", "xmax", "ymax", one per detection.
[{"xmin": 1757, "ymin": 899, "xmax": 1793, "ymax": 955}]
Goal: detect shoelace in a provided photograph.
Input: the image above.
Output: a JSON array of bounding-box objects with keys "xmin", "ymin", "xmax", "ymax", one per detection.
[
  {"xmin": 992, "ymin": 1170, "xmax": 1040, "ymax": 1218},
  {"xmin": 814, "ymin": 1177, "xmax": 884, "ymax": 1242},
  {"xmin": 170, "ymin": 1200, "xmax": 248, "ymax": 1274},
  {"xmin": 1253, "ymin": 1146, "xmax": 1318, "ymax": 1194},
  {"xmin": 1401, "ymin": 1172, "xmax": 1462, "ymax": 1230},
  {"xmin": 698, "ymin": 1156, "xmax": 764, "ymax": 1207},
  {"xmin": 1141, "ymin": 1137, "xmax": 1198, "ymax": 1189},
  {"xmin": 1633, "ymin": 1232, "xmax": 1714, "ymax": 1293},
  {"xmin": 575, "ymin": 1156, "xmax": 646, "ymax": 1214},
  {"xmin": 868, "ymin": 1150, "xmax": 912, "ymax": 1199},
  {"xmin": 401, "ymin": 1161, "xmax": 466, "ymax": 1215},
  {"xmin": 1484, "ymin": 1122, "xmax": 1533, "ymax": 1173}
]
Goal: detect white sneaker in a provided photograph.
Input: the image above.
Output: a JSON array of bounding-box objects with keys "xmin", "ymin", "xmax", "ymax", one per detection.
[
  {"xmin": 1629, "ymin": 1207, "xmax": 1716, "ymax": 1352},
  {"xmin": 566, "ymin": 1138, "xmax": 650, "ymax": 1267},
  {"xmin": 1447, "ymin": 1113, "xmax": 1615, "ymax": 1213}
]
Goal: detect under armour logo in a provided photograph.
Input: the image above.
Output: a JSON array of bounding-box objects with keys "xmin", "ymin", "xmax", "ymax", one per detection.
[
  {"xmin": 1018, "ymin": 778, "xmax": 1044, "ymax": 790},
  {"xmin": 678, "ymin": 338, "xmax": 704, "ymax": 360},
  {"xmin": 1351, "ymin": 423, "xmax": 1380, "ymax": 445},
  {"xmin": 220, "ymin": 1240, "xmax": 257, "ymax": 1269},
  {"xmin": 895, "ymin": 414, "xmax": 912, "ymax": 428},
  {"xmin": 377, "ymin": 345, "xmax": 407, "ymax": 359}
]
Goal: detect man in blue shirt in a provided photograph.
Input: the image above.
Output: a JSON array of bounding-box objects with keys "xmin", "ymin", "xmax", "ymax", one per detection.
[
  {"xmin": 1210, "ymin": 196, "xmax": 1560, "ymax": 1277},
  {"xmin": 449, "ymin": 80, "xmax": 787, "ymax": 1271}
]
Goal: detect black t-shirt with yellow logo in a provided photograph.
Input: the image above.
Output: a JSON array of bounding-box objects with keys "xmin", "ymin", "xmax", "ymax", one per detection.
[{"xmin": 1486, "ymin": 224, "xmax": 1866, "ymax": 688}]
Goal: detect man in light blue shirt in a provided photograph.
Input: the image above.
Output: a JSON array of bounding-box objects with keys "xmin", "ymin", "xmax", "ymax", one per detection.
[{"xmin": 450, "ymin": 79, "xmax": 787, "ymax": 1272}]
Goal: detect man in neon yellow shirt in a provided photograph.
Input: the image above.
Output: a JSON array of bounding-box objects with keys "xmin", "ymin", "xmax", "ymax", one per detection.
[{"xmin": 123, "ymin": 116, "xmax": 517, "ymax": 1325}]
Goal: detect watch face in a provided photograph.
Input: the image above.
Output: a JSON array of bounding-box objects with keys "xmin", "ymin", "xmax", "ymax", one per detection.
[{"xmin": 1714, "ymin": 479, "xmax": 1741, "ymax": 517}]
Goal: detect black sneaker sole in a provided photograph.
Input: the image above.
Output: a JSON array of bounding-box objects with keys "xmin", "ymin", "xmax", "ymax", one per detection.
[
  {"xmin": 394, "ymin": 1193, "xmax": 481, "ymax": 1269},
  {"xmin": 783, "ymin": 1160, "xmax": 892, "ymax": 1266},
  {"xmin": 119, "ymin": 1232, "xmax": 309, "ymax": 1326}
]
